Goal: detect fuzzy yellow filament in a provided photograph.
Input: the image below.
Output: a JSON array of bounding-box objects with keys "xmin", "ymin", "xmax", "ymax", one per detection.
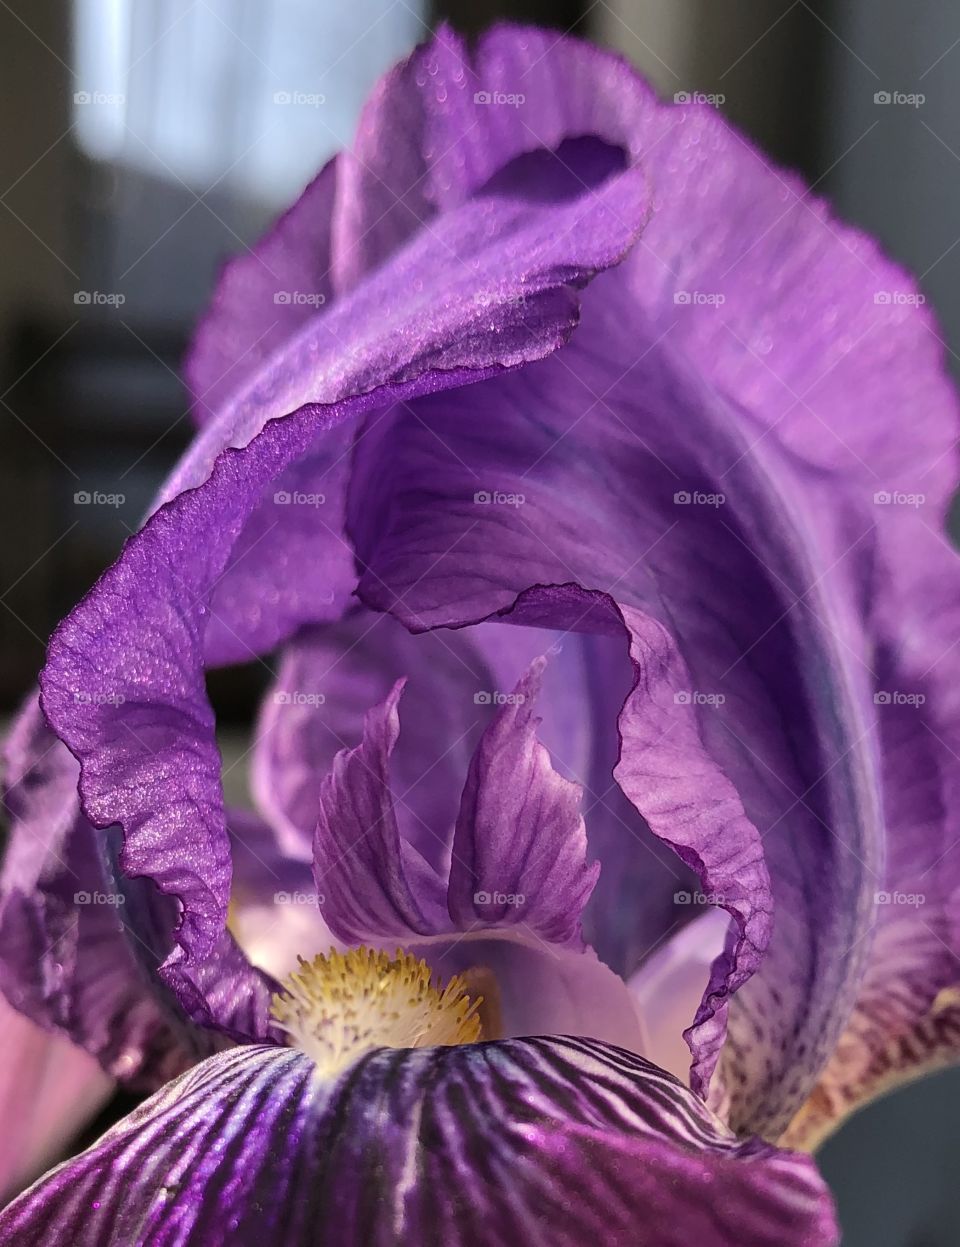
[{"xmin": 271, "ymin": 947, "xmax": 483, "ymax": 1076}]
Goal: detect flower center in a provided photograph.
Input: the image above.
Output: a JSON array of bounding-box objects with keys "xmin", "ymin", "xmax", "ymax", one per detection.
[{"xmin": 270, "ymin": 946, "xmax": 483, "ymax": 1076}]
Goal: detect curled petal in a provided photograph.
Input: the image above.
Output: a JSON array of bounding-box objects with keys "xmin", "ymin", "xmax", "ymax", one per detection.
[
  {"xmin": 40, "ymin": 79, "xmax": 648, "ymax": 990},
  {"xmin": 331, "ymin": 24, "xmax": 651, "ymax": 291},
  {"xmin": 781, "ymin": 525, "xmax": 960, "ymax": 1148},
  {"xmin": 0, "ymin": 700, "xmax": 203, "ymax": 1085},
  {"xmin": 164, "ymin": 74, "xmax": 649, "ymax": 666},
  {"xmin": 0, "ymin": 1038, "xmax": 837, "ymax": 1246}
]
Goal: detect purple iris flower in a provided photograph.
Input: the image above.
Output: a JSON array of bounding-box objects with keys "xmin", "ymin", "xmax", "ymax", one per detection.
[{"xmin": 1, "ymin": 21, "xmax": 959, "ymax": 1246}]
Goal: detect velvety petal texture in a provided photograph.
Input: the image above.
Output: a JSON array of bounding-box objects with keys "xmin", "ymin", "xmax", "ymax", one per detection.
[{"xmin": 0, "ymin": 1038, "xmax": 837, "ymax": 1247}]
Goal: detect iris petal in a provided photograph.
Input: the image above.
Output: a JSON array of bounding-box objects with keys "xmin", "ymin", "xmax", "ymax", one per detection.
[
  {"xmin": 0, "ymin": 700, "xmax": 203, "ymax": 1085},
  {"xmin": 252, "ymin": 611, "xmax": 594, "ymax": 870},
  {"xmin": 27, "ymin": 19, "xmax": 960, "ymax": 1163},
  {"xmin": 330, "ymin": 23, "xmax": 650, "ymax": 292},
  {"xmin": 40, "ymin": 111, "xmax": 649, "ymax": 1009},
  {"xmin": 782, "ymin": 523, "xmax": 960, "ymax": 1147},
  {"xmin": 312, "ymin": 680, "xmax": 448, "ymax": 943},
  {"xmin": 159, "ymin": 95, "xmax": 649, "ymax": 667},
  {"xmin": 0, "ymin": 1038, "xmax": 836, "ymax": 1247},
  {"xmin": 251, "ymin": 615, "xmax": 493, "ymax": 864}
]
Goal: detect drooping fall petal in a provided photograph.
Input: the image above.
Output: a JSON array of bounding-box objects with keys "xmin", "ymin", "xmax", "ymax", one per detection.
[{"xmin": 0, "ymin": 1038, "xmax": 837, "ymax": 1247}]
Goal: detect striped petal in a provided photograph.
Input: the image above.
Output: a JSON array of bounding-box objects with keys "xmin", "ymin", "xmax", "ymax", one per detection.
[{"xmin": 0, "ymin": 1038, "xmax": 836, "ymax": 1246}]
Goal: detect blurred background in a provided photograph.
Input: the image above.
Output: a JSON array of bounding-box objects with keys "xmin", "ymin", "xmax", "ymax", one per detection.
[{"xmin": 0, "ymin": 2, "xmax": 957, "ymax": 1241}]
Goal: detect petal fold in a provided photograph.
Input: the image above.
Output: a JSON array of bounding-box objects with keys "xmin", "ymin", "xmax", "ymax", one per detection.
[
  {"xmin": 781, "ymin": 524, "xmax": 960, "ymax": 1148},
  {"xmin": 331, "ymin": 23, "xmax": 650, "ymax": 291},
  {"xmin": 40, "ymin": 68, "xmax": 649, "ymax": 996}
]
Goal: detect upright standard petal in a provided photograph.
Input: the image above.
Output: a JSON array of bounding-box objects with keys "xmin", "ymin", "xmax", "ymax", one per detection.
[
  {"xmin": 0, "ymin": 1038, "xmax": 837, "ymax": 1247},
  {"xmin": 40, "ymin": 79, "xmax": 649, "ymax": 1015},
  {"xmin": 304, "ymin": 654, "xmax": 642, "ymax": 1052},
  {"xmin": 313, "ymin": 659, "xmax": 599, "ymax": 951},
  {"xmin": 37, "ymin": 20, "xmax": 960, "ymax": 1149}
]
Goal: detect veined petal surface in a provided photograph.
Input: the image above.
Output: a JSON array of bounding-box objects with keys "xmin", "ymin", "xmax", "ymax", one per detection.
[{"xmin": 0, "ymin": 1038, "xmax": 836, "ymax": 1247}]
